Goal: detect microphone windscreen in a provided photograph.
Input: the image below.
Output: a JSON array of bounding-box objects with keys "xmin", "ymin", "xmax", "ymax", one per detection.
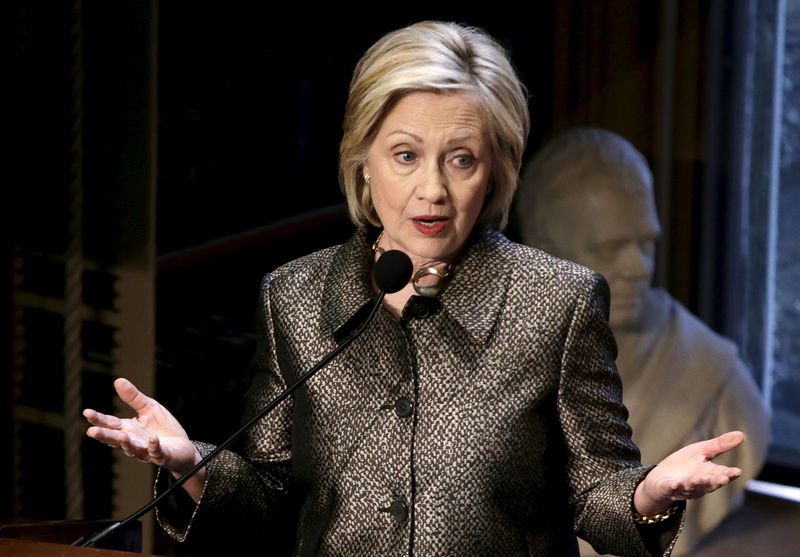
[{"xmin": 373, "ymin": 250, "xmax": 413, "ymax": 293}]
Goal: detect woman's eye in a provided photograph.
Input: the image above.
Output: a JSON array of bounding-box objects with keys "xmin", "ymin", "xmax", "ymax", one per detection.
[
  {"xmin": 394, "ymin": 151, "xmax": 416, "ymax": 164},
  {"xmin": 452, "ymin": 154, "xmax": 474, "ymax": 167}
]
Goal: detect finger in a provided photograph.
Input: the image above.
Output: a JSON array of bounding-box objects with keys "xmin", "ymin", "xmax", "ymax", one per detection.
[
  {"xmin": 695, "ymin": 457, "xmax": 743, "ymax": 476},
  {"xmin": 702, "ymin": 431, "xmax": 746, "ymax": 460},
  {"xmin": 706, "ymin": 462, "xmax": 743, "ymax": 480},
  {"xmin": 118, "ymin": 432, "xmax": 148, "ymax": 461},
  {"xmin": 726, "ymin": 467, "xmax": 743, "ymax": 480},
  {"xmin": 146, "ymin": 435, "xmax": 162, "ymax": 456},
  {"xmin": 709, "ymin": 470, "xmax": 741, "ymax": 486},
  {"xmin": 146, "ymin": 436, "xmax": 166, "ymax": 465},
  {"xmin": 83, "ymin": 408, "xmax": 124, "ymax": 430},
  {"xmin": 86, "ymin": 426, "xmax": 126, "ymax": 447},
  {"xmin": 677, "ymin": 472, "xmax": 739, "ymax": 499},
  {"xmin": 114, "ymin": 378, "xmax": 156, "ymax": 415},
  {"xmin": 690, "ymin": 473, "xmax": 727, "ymax": 489}
]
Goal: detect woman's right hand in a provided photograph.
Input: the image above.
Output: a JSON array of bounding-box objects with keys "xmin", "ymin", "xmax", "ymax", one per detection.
[{"xmin": 83, "ymin": 378, "xmax": 201, "ymax": 479}]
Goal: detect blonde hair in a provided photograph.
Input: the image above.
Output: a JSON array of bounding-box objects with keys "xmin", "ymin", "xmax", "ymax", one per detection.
[{"xmin": 339, "ymin": 21, "xmax": 529, "ymax": 230}]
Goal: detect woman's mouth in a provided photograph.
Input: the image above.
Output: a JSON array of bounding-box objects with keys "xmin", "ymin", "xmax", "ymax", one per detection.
[{"xmin": 411, "ymin": 216, "xmax": 449, "ymax": 236}]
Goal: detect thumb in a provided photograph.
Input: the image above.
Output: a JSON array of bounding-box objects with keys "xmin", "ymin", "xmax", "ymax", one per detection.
[
  {"xmin": 702, "ymin": 431, "xmax": 746, "ymax": 460},
  {"xmin": 114, "ymin": 377, "xmax": 155, "ymax": 415}
]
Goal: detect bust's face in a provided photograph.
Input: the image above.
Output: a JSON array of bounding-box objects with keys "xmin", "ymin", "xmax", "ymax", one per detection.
[{"xmin": 543, "ymin": 179, "xmax": 661, "ymax": 331}]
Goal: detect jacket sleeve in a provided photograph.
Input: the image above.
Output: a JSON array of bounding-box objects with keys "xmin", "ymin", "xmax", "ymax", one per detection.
[
  {"xmin": 155, "ymin": 273, "xmax": 294, "ymax": 542},
  {"xmin": 559, "ymin": 272, "xmax": 684, "ymax": 557}
]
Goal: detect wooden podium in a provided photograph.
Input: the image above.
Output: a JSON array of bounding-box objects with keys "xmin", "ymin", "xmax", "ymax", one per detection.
[{"xmin": 0, "ymin": 520, "xmax": 159, "ymax": 556}]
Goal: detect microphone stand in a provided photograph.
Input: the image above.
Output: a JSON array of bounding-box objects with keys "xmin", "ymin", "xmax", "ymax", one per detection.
[{"xmin": 73, "ymin": 289, "xmax": 389, "ymax": 548}]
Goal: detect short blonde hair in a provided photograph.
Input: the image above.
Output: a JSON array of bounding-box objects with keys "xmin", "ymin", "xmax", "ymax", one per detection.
[{"xmin": 339, "ymin": 21, "xmax": 530, "ymax": 230}]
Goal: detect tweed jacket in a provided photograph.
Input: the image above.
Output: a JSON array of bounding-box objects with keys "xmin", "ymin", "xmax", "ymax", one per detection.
[{"xmin": 157, "ymin": 227, "xmax": 681, "ymax": 556}]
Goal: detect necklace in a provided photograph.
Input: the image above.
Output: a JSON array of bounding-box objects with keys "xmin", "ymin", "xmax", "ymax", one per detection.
[{"xmin": 371, "ymin": 231, "xmax": 453, "ymax": 297}]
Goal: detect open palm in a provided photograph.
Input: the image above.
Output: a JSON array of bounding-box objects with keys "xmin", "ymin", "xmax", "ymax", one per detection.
[
  {"xmin": 635, "ymin": 431, "xmax": 745, "ymax": 515},
  {"xmin": 84, "ymin": 378, "xmax": 199, "ymax": 475}
]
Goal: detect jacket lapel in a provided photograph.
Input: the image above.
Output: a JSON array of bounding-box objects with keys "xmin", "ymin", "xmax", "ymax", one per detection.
[
  {"xmin": 319, "ymin": 228, "xmax": 375, "ymax": 341},
  {"xmin": 438, "ymin": 228, "xmax": 512, "ymax": 346}
]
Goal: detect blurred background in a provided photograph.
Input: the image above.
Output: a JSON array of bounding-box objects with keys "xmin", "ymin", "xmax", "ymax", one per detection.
[{"xmin": 5, "ymin": 0, "xmax": 799, "ymax": 555}]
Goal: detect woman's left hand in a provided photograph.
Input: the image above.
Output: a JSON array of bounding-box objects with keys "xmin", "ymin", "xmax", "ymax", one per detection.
[{"xmin": 634, "ymin": 431, "xmax": 746, "ymax": 516}]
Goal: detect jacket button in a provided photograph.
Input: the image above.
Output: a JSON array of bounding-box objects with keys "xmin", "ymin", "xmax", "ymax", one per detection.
[
  {"xmin": 394, "ymin": 397, "xmax": 413, "ymax": 418},
  {"xmin": 405, "ymin": 296, "xmax": 440, "ymax": 319},
  {"xmin": 387, "ymin": 500, "xmax": 408, "ymax": 523},
  {"xmin": 410, "ymin": 300, "xmax": 432, "ymax": 318}
]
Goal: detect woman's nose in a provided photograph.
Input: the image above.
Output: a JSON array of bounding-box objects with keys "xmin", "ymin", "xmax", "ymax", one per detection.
[{"xmin": 415, "ymin": 161, "xmax": 448, "ymax": 203}]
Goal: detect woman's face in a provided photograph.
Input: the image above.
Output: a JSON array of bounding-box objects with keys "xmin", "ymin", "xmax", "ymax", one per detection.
[{"xmin": 364, "ymin": 91, "xmax": 492, "ymax": 267}]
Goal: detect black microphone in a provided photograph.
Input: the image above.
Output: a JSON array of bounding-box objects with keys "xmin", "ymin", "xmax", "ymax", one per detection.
[
  {"xmin": 74, "ymin": 249, "xmax": 413, "ymax": 548},
  {"xmin": 373, "ymin": 249, "xmax": 413, "ymax": 293}
]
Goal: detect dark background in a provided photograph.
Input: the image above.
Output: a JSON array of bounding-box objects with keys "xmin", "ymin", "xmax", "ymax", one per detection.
[{"xmin": 6, "ymin": 1, "xmax": 785, "ymax": 555}]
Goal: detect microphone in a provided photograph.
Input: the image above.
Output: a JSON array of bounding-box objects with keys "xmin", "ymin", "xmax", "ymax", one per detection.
[
  {"xmin": 74, "ymin": 248, "xmax": 413, "ymax": 547},
  {"xmin": 373, "ymin": 249, "xmax": 413, "ymax": 293}
]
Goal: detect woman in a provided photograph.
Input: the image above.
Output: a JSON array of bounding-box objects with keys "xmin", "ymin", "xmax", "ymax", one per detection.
[{"xmin": 84, "ymin": 21, "xmax": 745, "ymax": 556}]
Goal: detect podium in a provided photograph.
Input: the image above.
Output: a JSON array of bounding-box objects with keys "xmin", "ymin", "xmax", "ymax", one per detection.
[{"xmin": 0, "ymin": 520, "xmax": 158, "ymax": 556}]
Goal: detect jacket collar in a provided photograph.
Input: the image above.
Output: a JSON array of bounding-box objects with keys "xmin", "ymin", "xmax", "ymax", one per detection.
[
  {"xmin": 438, "ymin": 227, "xmax": 511, "ymax": 344},
  {"xmin": 319, "ymin": 228, "xmax": 376, "ymax": 340},
  {"xmin": 319, "ymin": 227, "xmax": 512, "ymax": 345}
]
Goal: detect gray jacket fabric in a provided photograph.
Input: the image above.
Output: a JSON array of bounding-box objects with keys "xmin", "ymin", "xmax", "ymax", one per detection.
[{"xmin": 156, "ymin": 227, "xmax": 681, "ymax": 556}]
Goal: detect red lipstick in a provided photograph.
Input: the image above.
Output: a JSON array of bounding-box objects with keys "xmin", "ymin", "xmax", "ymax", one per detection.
[{"xmin": 411, "ymin": 216, "xmax": 449, "ymax": 236}]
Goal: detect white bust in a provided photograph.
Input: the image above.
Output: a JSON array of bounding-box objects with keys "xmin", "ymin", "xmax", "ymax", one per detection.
[
  {"xmin": 516, "ymin": 127, "xmax": 769, "ymax": 556},
  {"xmin": 516, "ymin": 127, "xmax": 660, "ymax": 332}
]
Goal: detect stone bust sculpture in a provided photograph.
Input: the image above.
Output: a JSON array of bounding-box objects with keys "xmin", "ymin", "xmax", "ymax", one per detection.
[{"xmin": 516, "ymin": 127, "xmax": 770, "ymax": 556}]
